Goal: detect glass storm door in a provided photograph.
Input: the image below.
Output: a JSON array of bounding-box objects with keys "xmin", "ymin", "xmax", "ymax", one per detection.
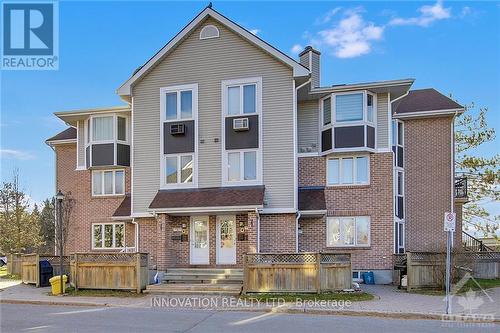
[
  {"xmin": 190, "ymin": 216, "xmax": 209, "ymax": 264},
  {"xmin": 216, "ymin": 215, "xmax": 236, "ymax": 264}
]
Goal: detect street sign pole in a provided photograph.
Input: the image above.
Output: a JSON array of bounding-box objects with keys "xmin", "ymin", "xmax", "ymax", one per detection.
[{"xmin": 444, "ymin": 212, "xmax": 456, "ymax": 315}]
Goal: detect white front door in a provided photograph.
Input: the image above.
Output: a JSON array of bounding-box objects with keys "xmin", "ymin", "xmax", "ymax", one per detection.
[
  {"xmin": 216, "ymin": 215, "xmax": 237, "ymax": 264},
  {"xmin": 190, "ymin": 216, "xmax": 209, "ymax": 265}
]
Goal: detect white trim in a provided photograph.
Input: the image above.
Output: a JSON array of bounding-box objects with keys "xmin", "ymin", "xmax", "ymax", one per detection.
[
  {"xmin": 55, "ymin": 106, "xmax": 130, "ymax": 119},
  {"xmin": 199, "ymin": 24, "xmax": 219, "ymax": 40},
  {"xmin": 293, "ymin": 79, "xmax": 298, "ymax": 212},
  {"xmin": 221, "ymin": 77, "xmax": 263, "ymax": 187},
  {"xmin": 259, "ymin": 208, "xmax": 297, "ymax": 214},
  {"xmin": 310, "ymin": 79, "xmax": 414, "ymax": 94},
  {"xmin": 131, "ymin": 212, "xmax": 154, "ymax": 218},
  {"xmin": 151, "ymin": 205, "xmax": 263, "ymax": 214},
  {"xmin": 46, "ymin": 139, "xmax": 77, "ymax": 146},
  {"xmin": 297, "ymin": 152, "xmax": 319, "ymax": 158},
  {"xmin": 159, "ymin": 83, "xmax": 199, "ymax": 190},
  {"xmin": 76, "ymin": 120, "xmax": 80, "ymax": 168},
  {"xmin": 131, "ymin": 96, "xmax": 135, "ymax": 216},
  {"xmin": 117, "ymin": 7, "xmax": 309, "ymax": 96},
  {"xmin": 299, "ymin": 210, "xmax": 327, "ymax": 216},
  {"xmin": 393, "ymin": 108, "xmax": 465, "ymax": 119}
]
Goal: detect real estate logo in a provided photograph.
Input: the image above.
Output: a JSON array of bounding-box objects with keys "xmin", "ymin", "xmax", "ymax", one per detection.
[{"xmin": 1, "ymin": 1, "xmax": 59, "ymax": 70}]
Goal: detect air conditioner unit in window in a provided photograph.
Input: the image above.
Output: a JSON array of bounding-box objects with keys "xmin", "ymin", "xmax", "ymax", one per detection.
[
  {"xmin": 233, "ymin": 118, "xmax": 249, "ymax": 131},
  {"xmin": 170, "ymin": 124, "xmax": 185, "ymax": 135}
]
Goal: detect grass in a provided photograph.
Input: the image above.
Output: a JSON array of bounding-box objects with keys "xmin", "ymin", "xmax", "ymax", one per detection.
[
  {"xmin": 241, "ymin": 291, "xmax": 374, "ymax": 302},
  {"xmin": 52, "ymin": 286, "xmax": 145, "ymax": 297},
  {"xmin": 410, "ymin": 278, "xmax": 500, "ymax": 296},
  {"xmin": 0, "ymin": 266, "xmax": 21, "ymax": 280}
]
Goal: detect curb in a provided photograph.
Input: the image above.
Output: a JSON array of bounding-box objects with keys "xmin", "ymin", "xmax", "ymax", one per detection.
[{"xmin": 2, "ymin": 299, "xmax": 499, "ymax": 323}]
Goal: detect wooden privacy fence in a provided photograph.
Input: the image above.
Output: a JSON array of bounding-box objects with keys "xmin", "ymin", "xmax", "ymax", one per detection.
[
  {"xmin": 70, "ymin": 253, "xmax": 149, "ymax": 293},
  {"xmin": 243, "ymin": 253, "xmax": 351, "ymax": 294},
  {"xmin": 21, "ymin": 254, "xmax": 71, "ymax": 287},
  {"xmin": 7, "ymin": 253, "xmax": 22, "ymax": 276}
]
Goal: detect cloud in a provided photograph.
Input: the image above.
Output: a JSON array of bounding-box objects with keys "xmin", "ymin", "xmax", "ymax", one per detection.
[
  {"xmin": 0, "ymin": 149, "xmax": 35, "ymax": 160},
  {"xmin": 389, "ymin": 1, "xmax": 451, "ymax": 27},
  {"xmin": 249, "ymin": 29, "xmax": 260, "ymax": 35},
  {"xmin": 313, "ymin": 8, "xmax": 384, "ymax": 58},
  {"xmin": 291, "ymin": 44, "xmax": 304, "ymax": 55},
  {"xmin": 315, "ymin": 7, "xmax": 342, "ymax": 25}
]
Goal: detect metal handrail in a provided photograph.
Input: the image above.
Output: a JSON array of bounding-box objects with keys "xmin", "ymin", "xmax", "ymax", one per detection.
[{"xmin": 462, "ymin": 231, "xmax": 494, "ymax": 252}]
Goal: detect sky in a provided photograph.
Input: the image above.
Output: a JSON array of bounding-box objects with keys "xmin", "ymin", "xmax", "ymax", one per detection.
[{"xmin": 1, "ymin": 1, "xmax": 499, "ymax": 216}]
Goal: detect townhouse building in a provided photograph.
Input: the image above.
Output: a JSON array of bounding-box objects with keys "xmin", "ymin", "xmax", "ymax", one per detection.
[{"xmin": 46, "ymin": 6, "xmax": 466, "ymax": 283}]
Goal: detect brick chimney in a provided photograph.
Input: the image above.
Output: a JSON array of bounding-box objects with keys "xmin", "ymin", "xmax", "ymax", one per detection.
[{"xmin": 299, "ymin": 46, "xmax": 321, "ymax": 88}]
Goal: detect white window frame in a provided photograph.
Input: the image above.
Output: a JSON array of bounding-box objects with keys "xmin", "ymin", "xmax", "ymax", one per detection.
[
  {"xmin": 221, "ymin": 77, "xmax": 263, "ymax": 187},
  {"xmin": 326, "ymin": 216, "xmax": 371, "ymax": 248},
  {"xmin": 92, "ymin": 222, "xmax": 125, "ymax": 250},
  {"xmin": 199, "ymin": 24, "xmax": 220, "ymax": 40},
  {"xmin": 326, "ymin": 154, "xmax": 370, "ymax": 186},
  {"xmin": 91, "ymin": 169, "xmax": 125, "ymax": 197},
  {"xmin": 222, "ymin": 148, "xmax": 261, "ymax": 185},
  {"xmin": 163, "ymin": 153, "xmax": 195, "ymax": 188},
  {"xmin": 320, "ymin": 90, "xmax": 377, "ymax": 154},
  {"xmin": 159, "ymin": 83, "xmax": 198, "ymax": 189}
]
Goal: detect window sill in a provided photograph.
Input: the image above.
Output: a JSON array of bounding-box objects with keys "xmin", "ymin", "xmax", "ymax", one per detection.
[
  {"xmin": 326, "ymin": 246, "xmax": 371, "ymax": 250},
  {"xmin": 91, "ymin": 194, "xmax": 126, "ymax": 198},
  {"xmin": 91, "ymin": 248, "xmax": 125, "ymax": 251},
  {"xmin": 326, "ymin": 184, "xmax": 370, "ymax": 189}
]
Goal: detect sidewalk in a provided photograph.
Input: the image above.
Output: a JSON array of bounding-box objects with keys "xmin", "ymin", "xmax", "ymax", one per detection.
[{"xmin": 1, "ymin": 280, "xmax": 499, "ymax": 321}]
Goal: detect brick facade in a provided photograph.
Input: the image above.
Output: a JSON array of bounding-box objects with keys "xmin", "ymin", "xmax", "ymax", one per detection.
[
  {"xmin": 404, "ymin": 116, "xmax": 461, "ymax": 251},
  {"xmin": 298, "ymin": 153, "xmax": 394, "ymax": 270},
  {"xmin": 55, "ymin": 144, "xmax": 133, "ymax": 254},
  {"xmin": 259, "ymin": 213, "xmax": 297, "ymax": 253}
]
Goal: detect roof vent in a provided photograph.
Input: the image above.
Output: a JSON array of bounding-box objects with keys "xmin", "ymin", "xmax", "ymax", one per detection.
[{"xmin": 200, "ymin": 25, "xmax": 219, "ymax": 40}]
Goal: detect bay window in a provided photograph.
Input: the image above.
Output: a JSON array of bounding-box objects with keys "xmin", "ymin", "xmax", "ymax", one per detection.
[
  {"xmin": 92, "ymin": 223, "xmax": 124, "ymax": 249},
  {"xmin": 327, "ymin": 155, "xmax": 369, "ymax": 185},
  {"xmin": 88, "ymin": 115, "xmax": 128, "ymax": 143},
  {"xmin": 327, "ymin": 216, "xmax": 370, "ymax": 247},
  {"xmin": 92, "ymin": 169, "xmax": 125, "ymax": 196},
  {"xmin": 335, "ymin": 93, "xmax": 364, "ymax": 122}
]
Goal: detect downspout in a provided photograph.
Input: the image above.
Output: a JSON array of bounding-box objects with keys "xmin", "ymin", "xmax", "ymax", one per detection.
[
  {"xmin": 132, "ymin": 218, "xmax": 139, "ymax": 252},
  {"xmin": 255, "ymin": 208, "xmax": 260, "ymax": 253},
  {"xmin": 295, "ymin": 212, "xmax": 301, "ymax": 252}
]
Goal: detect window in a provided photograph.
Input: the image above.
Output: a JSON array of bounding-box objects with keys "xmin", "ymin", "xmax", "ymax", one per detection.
[
  {"xmin": 199, "ymin": 25, "xmax": 219, "ymax": 39},
  {"xmin": 327, "ymin": 216, "xmax": 370, "ymax": 247},
  {"xmin": 322, "ymin": 97, "xmax": 331, "ymax": 126},
  {"xmin": 165, "ymin": 90, "xmax": 193, "ymax": 120},
  {"xmin": 367, "ymin": 94, "xmax": 374, "ymax": 123},
  {"xmin": 92, "ymin": 170, "xmax": 125, "ymax": 196},
  {"xmin": 165, "ymin": 154, "xmax": 194, "ymax": 185},
  {"xmin": 92, "ymin": 223, "xmax": 124, "ymax": 249},
  {"xmin": 392, "ymin": 120, "xmax": 404, "ymax": 168},
  {"xmin": 227, "ymin": 84, "xmax": 257, "ymax": 115},
  {"xmin": 92, "ymin": 116, "xmax": 114, "ymax": 141},
  {"xmin": 226, "ymin": 150, "xmax": 257, "ymax": 182},
  {"xmin": 395, "ymin": 170, "xmax": 404, "ymax": 219},
  {"xmin": 327, "ymin": 155, "xmax": 369, "ymax": 185},
  {"xmin": 117, "ymin": 117, "xmax": 126, "ymax": 141},
  {"xmin": 335, "ymin": 93, "xmax": 363, "ymax": 122}
]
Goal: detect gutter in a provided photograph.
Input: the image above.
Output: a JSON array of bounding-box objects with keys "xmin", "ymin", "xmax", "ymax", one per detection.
[{"xmin": 255, "ymin": 208, "xmax": 261, "ymax": 253}]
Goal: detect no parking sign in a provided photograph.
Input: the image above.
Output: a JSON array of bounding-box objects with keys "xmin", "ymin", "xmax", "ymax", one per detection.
[{"xmin": 444, "ymin": 212, "xmax": 456, "ymax": 232}]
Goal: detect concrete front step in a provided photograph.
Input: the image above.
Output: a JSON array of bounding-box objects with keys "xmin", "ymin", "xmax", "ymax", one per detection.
[
  {"xmin": 162, "ymin": 268, "xmax": 244, "ymax": 285},
  {"xmin": 166, "ymin": 268, "xmax": 243, "ymax": 275},
  {"xmin": 145, "ymin": 283, "xmax": 242, "ymax": 296},
  {"xmin": 164, "ymin": 278, "xmax": 243, "ymax": 285}
]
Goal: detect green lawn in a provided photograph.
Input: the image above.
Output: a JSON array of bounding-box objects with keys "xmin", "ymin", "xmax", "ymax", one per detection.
[
  {"xmin": 241, "ymin": 291, "xmax": 374, "ymax": 302},
  {"xmin": 0, "ymin": 266, "xmax": 21, "ymax": 280},
  {"xmin": 54, "ymin": 286, "xmax": 145, "ymax": 297}
]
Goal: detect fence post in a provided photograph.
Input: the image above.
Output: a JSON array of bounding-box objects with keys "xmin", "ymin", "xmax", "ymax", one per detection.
[
  {"xmin": 406, "ymin": 252, "xmax": 412, "ymax": 292},
  {"xmin": 136, "ymin": 253, "xmax": 141, "ymax": 293},
  {"xmin": 74, "ymin": 253, "xmax": 79, "ymax": 291},
  {"xmin": 242, "ymin": 254, "xmax": 248, "ymax": 295},
  {"xmin": 35, "ymin": 254, "xmax": 40, "ymax": 288},
  {"xmin": 316, "ymin": 253, "xmax": 321, "ymax": 294}
]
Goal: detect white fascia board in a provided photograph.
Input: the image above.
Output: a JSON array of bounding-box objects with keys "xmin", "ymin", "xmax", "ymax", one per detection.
[
  {"xmin": 54, "ymin": 106, "xmax": 130, "ymax": 118},
  {"xmin": 310, "ymin": 79, "xmax": 415, "ymax": 94},
  {"xmin": 45, "ymin": 139, "xmax": 77, "ymax": 146},
  {"xmin": 259, "ymin": 208, "xmax": 297, "ymax": 214},
  {"xmin": 117, "ymin": 8, "xmax": 309, "ymax": 96},
  {"xmin": 130, "ymin": 212, "xmax": 154, "ymax": 218},
  {"xmin": 150, "ymin": 205, "xmax": 263, "ymax": 214},
  {"xmin": 393, "ymin": 108, "xmax": 465, "ymax": 119}
]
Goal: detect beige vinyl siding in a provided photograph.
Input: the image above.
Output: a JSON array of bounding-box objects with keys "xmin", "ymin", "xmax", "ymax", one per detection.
[
  {"xmin": 297, "ymin": 100, "xmax": 319, "ymax": 153},
  {"xmin": 311, "ymin": 53, "xmax": 320, "ymax": 88},
  {"xmin": 132, "ymin": 18, "xmax": 295, "ymax": 213},
  {"xmin": 376, "ymin": 93, "xmax": 389, "ymax": 149},
  {"xmin": 77, "ymin": 120, "xmax": 85, "ymax": 168}
]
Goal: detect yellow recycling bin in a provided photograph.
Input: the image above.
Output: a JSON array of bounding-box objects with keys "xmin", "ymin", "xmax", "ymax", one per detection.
[{"xmin": 49, "ymin": 275, "xmax": 68, "ymax": 295}]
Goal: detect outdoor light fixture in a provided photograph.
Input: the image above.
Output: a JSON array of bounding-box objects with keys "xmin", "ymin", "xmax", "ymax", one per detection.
[{"xmin": 56, "ymin": 190, "xmax": 65, "ymax": 295}]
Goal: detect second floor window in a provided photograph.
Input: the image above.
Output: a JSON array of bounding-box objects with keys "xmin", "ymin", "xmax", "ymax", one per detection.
[
  {"xmin": 335, "ymin": 93, "xmax": 364, "ymax": 122},
  {"xmin": 227, "ymin": 150, "xmax": 257, "ymax": 182},
  {"xmin": 89, "ymin": 115, "xmax": 127, "ymax": 143},
  {"xmin": 227, "ymin": 84, "xmax": 256, "ymax": 115},
  {"xmin": 92, "ymin": 169, "xmax": 125, "ymax": 196},
  {"xmin": 327, "ymin": 155, "xmax": 369, "ymax": 185},
  {"xmin": 165, "ymin": 154, "xmax": 194, "ymax": 185}
]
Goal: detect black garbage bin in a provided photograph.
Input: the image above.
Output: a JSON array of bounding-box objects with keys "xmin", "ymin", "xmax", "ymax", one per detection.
[{"xmin": 39, "ymin": 260, "xmax": 53, "ymax": 287}]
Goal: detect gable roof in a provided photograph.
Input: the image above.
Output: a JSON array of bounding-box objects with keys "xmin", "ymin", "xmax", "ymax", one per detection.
[
  {"xmin": 393, "ymin": 88, "xmax": 464, "ymax": 118},
  {"xmin": 117, "ymin": 6, "xmax": 309, "ymax": 96},
  {"xmin": 45, "ymin": 127, "xmax": 77, "ymax": 145}
]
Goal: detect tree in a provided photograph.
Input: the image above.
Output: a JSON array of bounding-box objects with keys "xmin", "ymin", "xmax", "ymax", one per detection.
[
  {"xmin": 0, "ymin": 170, "xmax": 42, "ymax": 253},
  {"xmin": 455, "ymin": 103, "xmax": 500, "ymax": 238},
  {"xmin": 39, "ymin": 198, "xmax": 55, "ymax": 254}
]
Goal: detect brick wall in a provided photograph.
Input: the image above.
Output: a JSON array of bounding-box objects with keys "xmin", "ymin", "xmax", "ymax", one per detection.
[
  {"xmin": 404, "ymin": 117, "xmax": 456, "ymax": 251},
  {"xmin": 55, "ymin": 144, "xmax": 132, "ymax": 254},
  {"xmin": 298, "ymin": 153, "xmax": 394, "ymax": 270},
  {"xmin": 259, "ymin": 213, "xmax": 297, "ymax": 253}
]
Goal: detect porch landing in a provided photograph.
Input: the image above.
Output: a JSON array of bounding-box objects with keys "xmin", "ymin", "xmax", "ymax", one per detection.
[{"xmin": 145, "ymin": 268, "xmax": 243, "ymax": 295}]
